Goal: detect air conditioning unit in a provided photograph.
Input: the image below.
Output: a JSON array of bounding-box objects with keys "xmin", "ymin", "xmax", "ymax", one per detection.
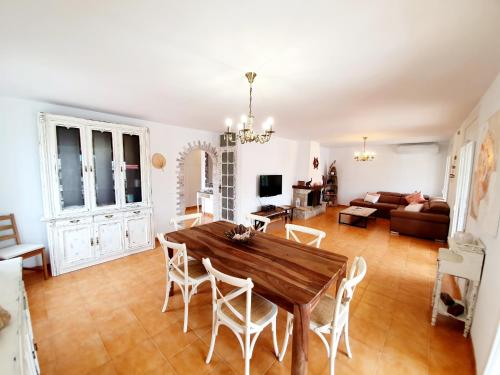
[{"xmin": 396, "ymin": 143, "xmax": 439, "ymax": 154}]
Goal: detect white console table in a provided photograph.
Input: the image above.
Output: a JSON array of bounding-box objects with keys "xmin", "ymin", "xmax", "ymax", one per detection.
[
  {"xmin": 196, "ymin": 191, "xmax": 214, "ymax": 215},
  {"xmin": 0, "ymin": 258, "xmax": 39, "ymax": 374},
  {"xmin": 431, "ymin": 236, "xmax": 485, "ymax": 337}
]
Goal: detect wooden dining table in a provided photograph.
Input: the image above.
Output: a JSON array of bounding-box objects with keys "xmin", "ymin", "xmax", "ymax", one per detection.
[{"xmin": 166, "ymin": 221, "xmax": 348, "ymax": 375}]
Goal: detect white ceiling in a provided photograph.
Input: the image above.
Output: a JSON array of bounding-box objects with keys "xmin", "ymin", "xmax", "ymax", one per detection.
[{"xmin": 1, "ymin": 1, "xmax": 499, "ymax": 146}]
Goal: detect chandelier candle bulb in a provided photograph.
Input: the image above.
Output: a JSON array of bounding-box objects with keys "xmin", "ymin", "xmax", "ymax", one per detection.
[
  {"xmin": 222, "ymin": 72, "xmax": 275, "ymax": 144},
  {"xmin": 354, "ymin": 136, "xmax": 376, "ymax": 161}
]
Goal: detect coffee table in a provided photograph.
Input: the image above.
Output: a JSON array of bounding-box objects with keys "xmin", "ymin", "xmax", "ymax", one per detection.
[{"xmin": 339, "ymin": 206, "xmax": 377, "ymax": 228}]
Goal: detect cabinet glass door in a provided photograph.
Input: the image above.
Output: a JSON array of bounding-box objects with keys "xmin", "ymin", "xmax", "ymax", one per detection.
[
  {"xmin": 56, "ymin": 126, "xmax": 86, "ymax": 210},
  {"xmin": 221, "ymin": 149, "xmax": 235, "ymax": 222},
  {"xmin": 92, "ymin": 130, "xmax": 116, "ymax": 207},
  {"xmin": 122, "ymin": 134, "xmax": 143, "ymax": 204}
]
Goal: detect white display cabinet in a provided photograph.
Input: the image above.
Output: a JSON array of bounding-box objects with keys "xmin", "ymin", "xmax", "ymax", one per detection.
[{"xmin": 38, "ymin": 113, "xmax": 154, "ymax": 275}]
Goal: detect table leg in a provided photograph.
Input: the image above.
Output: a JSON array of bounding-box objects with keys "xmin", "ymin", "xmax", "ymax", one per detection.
[{"xmin": 291, "ymin": 304, "xmax": 310, "ymax": 375}]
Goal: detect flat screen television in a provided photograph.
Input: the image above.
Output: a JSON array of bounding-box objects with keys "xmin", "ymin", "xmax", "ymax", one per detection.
[{"xmin": 259, "ymin": 175, "xmax": 282, "ymax": 197}]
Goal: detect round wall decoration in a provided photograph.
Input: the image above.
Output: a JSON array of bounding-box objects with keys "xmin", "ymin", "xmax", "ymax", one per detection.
[{"xmin": 151, "ymin": 153, "xmax": 166, "ymax": 170}]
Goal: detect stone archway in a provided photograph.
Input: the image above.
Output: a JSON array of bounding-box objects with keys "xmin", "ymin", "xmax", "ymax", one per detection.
[{"xmin": 176, "ymin": 141, "xmax": 220, "ymax": 220}]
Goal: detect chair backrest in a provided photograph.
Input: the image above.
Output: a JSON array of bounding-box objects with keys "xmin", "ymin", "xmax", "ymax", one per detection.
[
  {"xmin": 202, "ymin": 258, "xmax": 254, "ymax": 327},
  {"xmin": 157, "ymin": 233, "xmax": 189, "ymax": 282},
  {"xmin": 170, "ymin": 213, "xmax": 203, "ymax": 231},
  {"xmin": 0, "ymin": 214, "xmax": 20, "ymax": 247},
  {"xmin": 332, "ymin": 256, "xmax": 367, "ymax": 327},
  {"xmin": 246, "ymin": 214, "xmax": 271, "ymax": 233},
  {"xmin": 285, "ymin": 223, "xmax": 326, "ymax": 248}
]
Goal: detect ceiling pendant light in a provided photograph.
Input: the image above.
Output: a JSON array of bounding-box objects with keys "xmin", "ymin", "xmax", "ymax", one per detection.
[
  {"xmin": 354, "ymin": 136, "xmax": 376, "ymax": 161},
  {"xmin": 223, "ymin": 72, "xmax": 275, "ymax": 144}
]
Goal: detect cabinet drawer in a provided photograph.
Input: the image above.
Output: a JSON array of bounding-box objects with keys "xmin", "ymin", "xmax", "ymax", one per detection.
[
  {"xmin": 94, "ymin": 212, "xmax": 124, "ymax": 223},
  {"xmin": 55, "ymin": 217, "xmax": 93, "ymax": 227},
  {"xmin": 124, "ymin": 209, "xmax": 150, "ymax": 218}
]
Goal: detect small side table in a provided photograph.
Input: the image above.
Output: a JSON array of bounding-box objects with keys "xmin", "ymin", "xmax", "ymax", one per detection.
[
  {"xmin": 278, "ymin": 205, "xmax": 295, "ymax": 222},
  {"xmin": 431, "ymin": 236, "xmax": 485, "ymax": 337}
]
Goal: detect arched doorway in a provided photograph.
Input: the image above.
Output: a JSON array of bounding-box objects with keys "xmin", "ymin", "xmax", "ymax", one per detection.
[{"xmin": 175, "ymin": 141, "xmax": 220, "ymax": 220}]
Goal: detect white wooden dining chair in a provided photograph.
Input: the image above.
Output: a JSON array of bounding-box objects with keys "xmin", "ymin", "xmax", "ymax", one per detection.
[
  {"xmin": 285, "ymin": 223, "xmax": 326, "ymax": 248},
  {"xmin": 170, "ymin": 213, "xmax": 203, "ymax": 230},
  {"xmin": 157, "ymin": 233, "xmax": 210, "ymax": 332},
  {"xmin": 245, "ymin": 214, "xmax": 271, "ymax": 233},
  {"xmin": 279, "ymin": 256, "xmax": 367, "ymax": 375},
  {"xmin": 202, "ymin": 258, "xmax": 279, "ymax": 375}
]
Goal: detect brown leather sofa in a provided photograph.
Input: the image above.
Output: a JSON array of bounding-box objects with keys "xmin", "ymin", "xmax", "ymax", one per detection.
[{"xmin": 350, "ymin": 192, "xmax": 450, "ymax": 241}]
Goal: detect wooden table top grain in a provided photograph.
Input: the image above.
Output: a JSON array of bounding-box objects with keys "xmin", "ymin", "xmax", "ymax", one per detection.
[{"xmin": 166, "ymin": 221, "xmax": 347, "ymax": 312}]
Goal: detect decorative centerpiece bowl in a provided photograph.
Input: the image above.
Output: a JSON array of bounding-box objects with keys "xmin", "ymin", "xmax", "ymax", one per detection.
[{"xmin": 225, "ymin": 224, "xmax": 256, "ymax": 243}]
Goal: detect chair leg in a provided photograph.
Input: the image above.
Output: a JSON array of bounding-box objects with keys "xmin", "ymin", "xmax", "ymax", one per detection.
[
  {"xmin": 183, "ymin": 284, "xmax": 190, "ymax": 332},
  {"xmin": 329, "ymin": 332, "xmax": 340, "ymax": 375},
  {"xmin": 162, "ymin": 281, "xmax": 172, "ymax": 312},
  {"xmin": 206, "ymin": 320, "xmax": 219, "ymax": 364},
  {"xmin": 279, "ymin": 312, "xmax": 293, "ymax": 362},
  {"xmin": 271, "ymin": 318, "xmax": 279, "ymax": 357},
  {"xmin": 344, "ymin": 321, "xmax": 352, "ymax": 359},
  {"xmin": 244, "ymin": 330, "xmax": 251, "ymax": 375},
  {"xmin": 40, "ymin": 249, "xmax": 48, "ymax": 280}
]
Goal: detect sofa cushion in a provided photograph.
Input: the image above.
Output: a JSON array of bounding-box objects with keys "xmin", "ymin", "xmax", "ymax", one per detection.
[
  {"xmin": 426, "ymin": 201, "xmax": 450, "ymax": 215},
  {"xmin": 364, "ymin": 193, "xmax": 380, "ymax": 203},
  {"xmin": 378, "ymin": 194, "xmax": 402, "ymax": 205},
  {"xmin": 404, "ymin": 203, "xmax": 424, "ymax": 212},
  {"xmin": 350, "ymin": 199, "xmax": 374, "ymax": 208},
  {"xmin": 405, "ymin": 192, "xmax": 426, "ymax": 204}
]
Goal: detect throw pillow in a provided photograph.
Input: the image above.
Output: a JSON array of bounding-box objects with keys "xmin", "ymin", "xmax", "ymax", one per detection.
[
  {"xmin": 405, "ymin": 191, "xmax": 425, "ymax": 204},
  {"xmin": 364, "ymin": 193, "xmax": 380, "ymax": 203},
  {"xmin": 404, "ymin": 203, "xmax": 424, "ymax": 212}
]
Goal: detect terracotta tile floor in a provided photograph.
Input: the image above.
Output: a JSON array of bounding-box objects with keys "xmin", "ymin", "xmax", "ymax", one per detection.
[{"xmin": 24, "ymin": 206, "xmax": 475, "ymax": 374}]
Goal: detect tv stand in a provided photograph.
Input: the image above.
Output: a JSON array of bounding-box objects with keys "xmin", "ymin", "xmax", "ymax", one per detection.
[{"xmin": 251, "ymin": 205, "xmax": 295, "ymax": 226}]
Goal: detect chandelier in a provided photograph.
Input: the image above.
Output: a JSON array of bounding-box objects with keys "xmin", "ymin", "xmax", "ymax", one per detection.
[
  {"xmin": 354, "ymin": 137, "xmax": 376, "ymax": 161},
  {"xmin": 223, "ymin": 72, "xmax": 275, "ymax": 144}
]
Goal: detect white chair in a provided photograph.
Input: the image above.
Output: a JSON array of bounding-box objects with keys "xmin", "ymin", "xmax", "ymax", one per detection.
[
  {"xmin": 170, "ymin": 213, "xmax": 203, "ymax": 231},
  {"xmin": 202, "ymin": 258, "xmax": 279, "ymax": 375},
  {"xmin": 285, "ymin": 223, "xmax": 326, "ymax": 248},
  {"xmin": 279, "ymin": 256, "xmax": 367, "ymax": 375},
  {"xmin": 157, "ymin": 233, "xmax": 210, "ymax": 332},
  {"xmin": 246, "ymin": 213, "xmax": 271, "ymax": 233}
]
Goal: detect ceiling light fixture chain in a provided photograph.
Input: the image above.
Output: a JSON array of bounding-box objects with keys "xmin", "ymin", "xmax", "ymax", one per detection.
[{"xmin": 223, "ymin": 72, "xmax": 274, "ymax": 145}]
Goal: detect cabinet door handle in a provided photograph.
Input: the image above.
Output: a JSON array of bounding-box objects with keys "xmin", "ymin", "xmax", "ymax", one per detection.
[
  {"xmin": 90, "ymin": 238, "xmax": 94, "ymax": 246},
  {"xmin": 133, "ymin": 210, "xmax": 141, "ymax": 214},
  {"xmin": 84, "ymin": 165, "xmax": 88, "ymax": 172},
  {"xmin": 70, "ymin": 219, "xmax": 80, "ymax": 224},
  {"xmin": 126, "ymin": 230, "xmax": 129, "ymax": 238},
  {"xmin": 105, "ymin": 214, "xmax": 113, "ymax": 218},
  {"xmin": 96, "ymin": 237, "xmax": 99, "ymax": 245}
]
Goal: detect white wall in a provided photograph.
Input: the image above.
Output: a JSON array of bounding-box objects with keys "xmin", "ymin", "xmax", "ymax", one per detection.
[
  {"xmin": 0, "ymin": 97, "xmax": 219, "ymax": 254},
  {"xmin": 327, "ymin": 144, "xmax": 448, "ymax": 205},
  {"xmin": 235, "ymin": 137, "xmax": 301, "ymax": 224},
  {"xmin": 183, "ymin": 150, "xmax": 202, "ymax": 207},
  {"xmin": 448, "ymin": 73, "xmax": 500, "ymax": 374}
]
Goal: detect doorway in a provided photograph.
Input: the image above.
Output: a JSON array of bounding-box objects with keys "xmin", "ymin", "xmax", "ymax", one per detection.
[
  {"xmin": 451, "ymin": 141, "xmax": 475, "ymax": 235},
  {"xmin": 183, "ymin": 150, "xmax": 214, "ymax": 216},
  {"xmin": 175, "ymin": 141, "xmax": 220, "ymax": 220}
]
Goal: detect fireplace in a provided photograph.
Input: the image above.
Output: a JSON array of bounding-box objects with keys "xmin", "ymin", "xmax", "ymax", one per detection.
[
  {"xmin": 292, "ymin": 185, "xmax": 326, "ymax": 220},
  {"xmin": 307, "ymin": 189, "xmax": 322, "ymax": 206}
]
